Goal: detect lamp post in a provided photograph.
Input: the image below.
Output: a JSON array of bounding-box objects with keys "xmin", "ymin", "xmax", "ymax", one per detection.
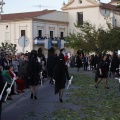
[{"xmin": 0, "ymin": 0, "xmax": 5, "ymax": 20}]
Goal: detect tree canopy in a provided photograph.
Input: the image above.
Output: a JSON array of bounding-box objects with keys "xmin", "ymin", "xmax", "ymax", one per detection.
[
  {"xmin": 0, "ymin": 42, "xmax": 17, "ymax": 54},
  {"xmin": 66, "ymin": 21, "xmax": 120, "ymax": 54}
]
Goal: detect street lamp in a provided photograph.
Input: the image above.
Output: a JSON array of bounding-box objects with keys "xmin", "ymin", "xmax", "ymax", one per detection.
[{"xmin": 0, "ymin": 0, "xmax": 5, "ymax": 20}]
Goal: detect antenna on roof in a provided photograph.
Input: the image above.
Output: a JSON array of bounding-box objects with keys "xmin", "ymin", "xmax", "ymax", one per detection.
[{"xmin": 33, "ymin": 5, "xmax": 55, "ymax": 11}]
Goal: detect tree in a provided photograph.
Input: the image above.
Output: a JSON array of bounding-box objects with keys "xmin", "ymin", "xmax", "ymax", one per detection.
[
  {"xmin": 0, "ymin": 42, "xmax": 17, "ymax": 54},
  {"xmin": 66, "ymin": 21, "xmax": 107, "ymax": 53},
  {"xmin": 117, "ymin": 0, "xmax": 120, "ymax": 8},
  {"xmin": 66, "ymin": 21, "xmax": 120, "ymax": 54}
]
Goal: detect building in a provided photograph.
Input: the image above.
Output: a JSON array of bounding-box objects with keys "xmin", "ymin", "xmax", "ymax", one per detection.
[
  {"xmin": 0, "ymin": 0, "xmax": 120, "ymax": 55},
  {"xmin": 0, "ymin": 10, "xmax": 69, "ymax": 56},
  {"xmin": 110, "ymin": 0, "xmax": 118, "ymax": 5},
  {"xmin": 62, "ymin": 0, "xmax": 120, "ymax": 34}
]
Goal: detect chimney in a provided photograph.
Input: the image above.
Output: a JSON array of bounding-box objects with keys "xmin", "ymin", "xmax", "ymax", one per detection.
[{"xmin": 63, "ymin": 1, "xmax": 66, "ymax": 6}]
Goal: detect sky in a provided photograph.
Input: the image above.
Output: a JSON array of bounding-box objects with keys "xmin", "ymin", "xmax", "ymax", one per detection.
[{"xmin": 2, "ymin": 0, "xmax": 111, "ymax": 14}]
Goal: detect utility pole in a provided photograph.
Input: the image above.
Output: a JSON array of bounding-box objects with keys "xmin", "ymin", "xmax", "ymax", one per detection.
[{"xmin": 0, "ymin": 0, "xmax": 5, "ymax": 20}]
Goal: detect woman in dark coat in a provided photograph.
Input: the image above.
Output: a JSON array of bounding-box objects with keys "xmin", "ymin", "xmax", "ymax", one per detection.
[
  {"xmin": 47, "ymin": 47, "xmax": 57, "ymax": 84},
  {"xmin": 27, "ymin": 50, "xmax": 41, "ymax": 99},
  {"xmin": 110, "ymin": 52, "xmax": 119, "ymax": 77},
  {"xmin": 76, "ymin": 54, "xmax": 82, "ymax": 71},
  {"xmin": 95, "ymin": 54, "xmax": 109, "ymax": 89},
  {"xmin": 53, "ymin": 56, "xmax": 70, "ymax": 103}
]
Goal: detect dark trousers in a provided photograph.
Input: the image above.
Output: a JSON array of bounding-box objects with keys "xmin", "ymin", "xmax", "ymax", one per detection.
[{"xmin": 84, "ymin": 62, "xmax": 88, "ymax": 70}]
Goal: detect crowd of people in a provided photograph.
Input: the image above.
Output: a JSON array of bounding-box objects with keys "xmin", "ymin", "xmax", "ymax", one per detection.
[
  {"xmin": 65, "ymin": 51, "xmax": 120, "ymax": 89},
  {"xmin": 65, "ymin": 52, "xmax": 120, "ymax": 77},
  {"xmin": 0, "ymin": 47, "xmax": 71, "ymax": 119},
  {"xmin": 0, "ymin": 47, "xmax": 120, "ymax": 120}
]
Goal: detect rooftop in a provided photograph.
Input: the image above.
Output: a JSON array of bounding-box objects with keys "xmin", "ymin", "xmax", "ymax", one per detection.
[
  {"xmin": 1, "ymin": 10, "xmax": 56, "ymax": 21},
  {"xmin": 100, "ymin": 3, "xmax": 120, "ymax": 11}
]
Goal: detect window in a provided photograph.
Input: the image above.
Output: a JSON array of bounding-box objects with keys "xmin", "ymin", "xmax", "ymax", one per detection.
[
  {"xmin": 60, "ymin": 32, "xmax": 64, "ymax": 38},
  {"xmin": 38, "ymin": 30, "xmax": 42, "ymax": 37},
  {"xmin": 115, "ymin": 19, "xmax": 117, "ymax": 27},
  {"xmin": 50, "ymin": 31, "xmax": 53, "ymax": 38},
  {"xmin": 105, "ymin": 10, "xmax": 106, "ymax": 14},
  {"xmin": 21, "ymin": 30, "xmax": 25, "ymax": 37},
  {"xmin": 79, "ymin": 0, "xmax": 82, "ymax": 4},
  {"xmin": 5, "ymin": 32, "xmax": 9, "ymax": 40},
  {"xmin": 5, "ymin": 32, "xmax": 10, "ymax": 43},
  {"xmin": 77, "ymin": 12, "xmax": 83, "ymax": 25}
]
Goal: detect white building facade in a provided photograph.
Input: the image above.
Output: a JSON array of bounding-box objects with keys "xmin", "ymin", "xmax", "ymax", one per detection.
[
  {"xmin": 62, "ymin": 0, "xmax": 120, "ymax": 34},
  {"xmin": 0, "ymin": 10, "xmax": 69, "ymax": 56}
]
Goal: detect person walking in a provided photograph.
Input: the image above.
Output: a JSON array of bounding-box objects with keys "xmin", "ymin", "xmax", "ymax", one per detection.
[
  {"xmin": 83, "ymin": 55, "xmax": 89, "ymax": 71},
  {"xmin": 76, "ymin": 54, "xmax": 82, "ymax": 71},
  {"xmin": 53, "ymin": 56, "xmax": 70, "ymax": 103},
  {"xmin": 110, "ymin": 52, "xmax": 119, "ymax": 77},
  {"xmin": 47, "ymin": 47, "xmax": 57, "ymax": 84},
  {"xmin": 0, "ymin": 66, "xmax": 5, "ymax": 120},
  {"xmin": 27, "ymin": 50, "xmax": 42, "ymax": 99},
  {"xmin": 95, "ymin": 54, "xmax": 109, "ymax": 89}
]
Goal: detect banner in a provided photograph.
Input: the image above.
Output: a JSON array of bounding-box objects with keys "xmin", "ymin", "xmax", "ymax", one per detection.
[
  {"xmin": 58, "ymin": 39, "xmax": 65, "ymax": 49},
  {"xmin": 44, "ymin": 39, "xmax": 48, "ymax": 49},
  {"xmin": 48, "ymin": 39, "xmax": 52, "ymax": 49},
  {"xmin": 58, "ymin": 39, "xmax": 61, "ymax": 49}
]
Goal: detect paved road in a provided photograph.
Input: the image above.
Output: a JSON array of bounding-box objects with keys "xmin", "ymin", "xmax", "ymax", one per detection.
[
  {"xmin": 2, "ymin": 79, "xmax": 59, "ymax": 120},
  {"xmin": 1, "ymin": 68, "xmax": 95, "ymax": 120}
]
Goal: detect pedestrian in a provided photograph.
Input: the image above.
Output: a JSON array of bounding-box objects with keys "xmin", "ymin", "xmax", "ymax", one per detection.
[
  {"xmin": 53, "ymin": 55, "xmax": 70, "ymax": 103},
  {"xmin": 110, "ymin": 52, "xmax": 119, "ymax": 77},
  {"xmin": 18, "ymin": 53, "xmax": 25, "ymax": 78},
  {"xmin": 8, "ymin": 65, "xmax": 25, "ymax": 93},
  {"xmin": 95, "ymin": 54, "xmax": 109, "ymax": 89},
  {"xmin": 76, "ymin": 54, "xmax": 82, "ymax": 71},
  {"xmin": 3, "ymin": 54, "xmax": 12, "ymax": 69},
  {"xmin": 83, "ymin": 54, "xmax": 89, "ymax": 71},
  {"xmin": 20, "ymin": 53, "xmax": 29, "ymax": 88},
  {"xmin": 59, "ymin": 48, "xmax": 65, "ymax": 60},
  {"xmin": 27, "ymin": 50, "xmax": 41, "ymax": 99},
  {"xmin": 47, "ymin": 47, "xmax": 57, "ymax": 84},
  {"xmin": 0, "ymin": 66, "xmax": 5, "ymax": 120},
  {"xmin": 11, "ymin": 55, "xmax": 19, "ymax": 76}
]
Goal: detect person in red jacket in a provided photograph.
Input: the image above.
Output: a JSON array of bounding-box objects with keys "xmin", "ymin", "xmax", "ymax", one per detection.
[
  {"xmin": 64, "ymin": 53, "xmax": 68, "ymax": 62},
  {"xmin": 8, "ymin": 65, "xmax": 25, "ymax": 93}
]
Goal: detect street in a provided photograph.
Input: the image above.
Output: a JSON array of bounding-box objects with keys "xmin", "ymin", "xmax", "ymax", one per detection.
[
  {"xmin": 2, "ymin": 78, "xmax": 60, "ymax": 120},
  {"xmin": 2, "ymin": 68, "xmax": 120, "ymax": 120}
]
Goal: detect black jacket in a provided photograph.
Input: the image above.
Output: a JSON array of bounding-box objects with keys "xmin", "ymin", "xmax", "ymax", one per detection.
[{"xmin": 53, "ymin": 62, "xmax": 70, "ymax": 94}]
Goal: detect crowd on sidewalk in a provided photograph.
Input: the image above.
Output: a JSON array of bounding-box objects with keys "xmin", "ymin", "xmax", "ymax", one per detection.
[{"xmin": 0, "ymin": 47, "xmax": 70, "ymax": 120}]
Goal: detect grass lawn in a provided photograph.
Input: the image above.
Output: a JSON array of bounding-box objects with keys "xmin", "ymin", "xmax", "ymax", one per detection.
[{"xmin": 51, "ymin": 72, "xmax": 120, "ymax": 120}]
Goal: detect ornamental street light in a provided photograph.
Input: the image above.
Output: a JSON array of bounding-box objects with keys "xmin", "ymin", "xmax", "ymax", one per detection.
[{"xmin": 0, "ymin": 0, "xmax": 5, "ymax": 20}]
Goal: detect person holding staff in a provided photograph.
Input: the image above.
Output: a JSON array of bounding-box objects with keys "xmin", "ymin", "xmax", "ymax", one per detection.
[{"xmin": 53, "ymin": 55, "xmax": 70, "ymax": 103}]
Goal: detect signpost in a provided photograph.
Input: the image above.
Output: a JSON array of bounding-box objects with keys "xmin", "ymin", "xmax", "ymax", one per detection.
[{"xmin": 18, "ymin": 36, "xmax": 29, "ymax": 53}]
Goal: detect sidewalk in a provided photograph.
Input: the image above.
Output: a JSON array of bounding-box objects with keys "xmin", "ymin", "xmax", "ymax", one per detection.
[{"xmin": 2, "ymin": 78, "xmax": 49, "ymax": 110}]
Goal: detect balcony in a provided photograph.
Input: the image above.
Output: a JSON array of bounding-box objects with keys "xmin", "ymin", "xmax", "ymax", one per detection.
[{"xmin": 34, "ymin": 37, "xmax": 66, "ymax": 49}]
